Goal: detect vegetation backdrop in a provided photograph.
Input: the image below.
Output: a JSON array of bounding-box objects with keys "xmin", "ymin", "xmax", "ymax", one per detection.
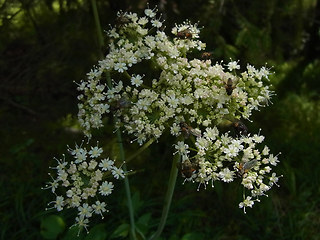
[{"xmin": 1, "ymin": 0, "xmax": 320, "ymax": 239}]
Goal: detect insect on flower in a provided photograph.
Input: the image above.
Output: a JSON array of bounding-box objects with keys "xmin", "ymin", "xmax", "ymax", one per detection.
[
  {"xmin": 237, "ymin": 159, "xmax": 258, "ymax": 177},
  {"xmin": 110, "ymin": 97, "xmax": 131, "ymax": 112},
  {"xmin": 180, "ymin": 122, "xmax": 201, "ymax": 139},
  {"xmin": 179, "ymin": 159, "xmax": 198, "ymax": 178},
  {"xmin": 225, "ymin": 78, "xmax": 236, "ymax": 95},
  {"xmin": 233, "ymin": 120, "xmax": 248, "ymax": 136},
  {"xmin": 201, "ymin": 52, "xmax": 212, "ymax": 60},
  {"xmin": 176, "ymin": 29, "xmax": 193, "ymax": 39},
  {"xmin": 115, "ymin": 13, "xmax": 131, "ymax": 28}
]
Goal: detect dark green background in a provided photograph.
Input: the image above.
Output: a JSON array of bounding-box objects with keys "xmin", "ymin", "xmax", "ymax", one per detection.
[{"xmin": 1, "ymin": 0, "xmax": 320, "ymax": 239}]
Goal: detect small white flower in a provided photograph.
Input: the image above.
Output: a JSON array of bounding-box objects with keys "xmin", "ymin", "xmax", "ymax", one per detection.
[
  {"xmin": 269, "ymin": 173, "xmax": 280, "ymax": 186},
  {"xmin": 67, "ymin": 163, "xmax": 77, "ymax": 174},
  {"xmin": 253, "ymin": 134, "xmax": 264, "ymax": 143},
  {"xmin": 239, "ymin": 196, "xmax": 254, "ymax": 213},
  {"xmin": 88, "ymin": 160, "xmax": 98, "ymax": 170},
  {"xmin": 131, "ymin": 75, "xmax": 143, "ymax": 87},
  {"xmin": 111, "ymin": 167, "xmax": 125, "ymax": 179},
  {"xmin": 66, "ymin": 189, "xmax": 74, "ymax": 198},
  {"xmin": 70, "ymin": 195, "xmax": 81, "ymax": 207},
  {"xmin": 57, "ymin": 170, "xmax": 68, "ymax": 182},
  {"xmin": 269, "ymin": 154, "xmax": 279, "ymax": 166},
  {"xmin": 114, "ymin": 62, "xmax": 128, "ymax": 73},
  {"xmin": 259, "ymin": 183, "xmax": 270, "ymax": 192},
  {"xmin": 219, "ymin": 168, "xmax": 235, "ymax": 183},
  {"xmin": 87, "ymin": 68, "xmax": 101, "ymax": 79},
  {"xmin": 242, "ymin": 178, "xmax": 254, "ymax": 189},
  {"xmin": 74, "ymin": 150, "xmax": 87, "ymax": 163},
  {"xmin": 99, "ymin": 158, "xmax": 114, "ymax": 171},
  {"xmin": 262, "ymin": 146, "xmax": 270, "ymax": 155},
  {"xmin": 99, "ymin": 181, "xmax": 114, "ymax": 196},
  {"xmin": 227, "ymin": 61, "xmax": 240, "ymax": 71},
  {"xmin": 224, "ymin": 144, "xmax": 240, "ymax": 158},
  {"xmin": 174, "ymin": 141, "xmax": 189, "ymax": 155},
  {"xmin": 151, "ymin": 19, "xmax": 162, "ymax": 28},
  {"xmin": 54, "ymin": 196, "xmax": 64, "ymax": 211},
  {"xmin": 127, "ymin": 12, "xmax": 138, "ymax": 23},
  {"xmin": 138, "ymin": 17, "xmax": 148, "ymax": 25},
  {"xmin": 78, "ymin": 203, "xmax": 93, "ymax": 218},
  {"xmin": 259, "ymin": 66, "xmax": 271, "ymax": 79},
  {"xmin": 89, "ymin": 146, "xmax": 103, "ymax": 158},
  {"xmin": 247, "ymin": 64, "xmax": 258, "ymax": 77},
  {"xmin": 109, "ymin": 28, "xmax": 119, "ymax": 38},
  {"xmin": 92, "ymin": 201, "xmax": 107, "ymax": 217},
  {"xmin": 46, "ymin": 179, "xmax": 59, "ymax": 193},
  {"xmin": 195, "ymin": 137, "xmax": 210, "ymax": 150},
  {"xmin": 170, "ymin": 123, "xmax": 180, "ymax": 136},
  {"xmin": 144, "ymin": 8, "xmax": 156, "ymax": 18},
  {"xmin": 167, "ymin": 95, "xmax": 179, "ymax": 108},
  {"xmin": 75, "ymin": 216, "xmax": 89, "ymax": 231}
]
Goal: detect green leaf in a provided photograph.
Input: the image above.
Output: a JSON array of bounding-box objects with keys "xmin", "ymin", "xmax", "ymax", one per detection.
[
  {"xmin": 137, "ymin": 213, "xmax": 151, "ymax": 226},
  {"xmin": 135, "ymin": 226, "xmax": 146, "ymax": 240},
  {"xmin": 110, "ymin": 223, "xmax": 130, "ymax": 239},
  {"xmin": 131, "ymin": 191, "xmax": 143, "ymax": 213},
  {"xmin": 136, "ymin": 213, "xmax": 152, "ymax": 235},
  {"xmin": 84, "ymin": 224, "xmax": 108, "ymax": 240},
  {"xmin": 40, "ymin": 215, "xmax": 65, "ymax": 239}
]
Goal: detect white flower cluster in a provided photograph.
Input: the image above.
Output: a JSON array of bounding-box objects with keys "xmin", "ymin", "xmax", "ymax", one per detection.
[
  {"xmin": 75, "ymin": 7, "xmax": 280, "ymax": 212},
  {"xmin": 176, "ymin": 128, "xmax": 281, "ymax": 212},
  {"xmin": 44, "ymin": 142, "xmax": 124, "ymax": 231},
  {"xmin": 77, "ymin": 7, "xmax": 272, "ymax": 144}
]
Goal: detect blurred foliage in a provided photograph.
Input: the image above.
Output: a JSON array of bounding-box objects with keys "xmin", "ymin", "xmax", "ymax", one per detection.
[{"xmin": 1, "ymin": 0, "xmax": 320, "ymax": 239}]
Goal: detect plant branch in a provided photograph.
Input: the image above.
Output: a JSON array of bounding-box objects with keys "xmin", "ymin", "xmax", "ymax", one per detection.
[{"xmin": 126, "ymin": 138, "xmax": 155, "ymax": 163}]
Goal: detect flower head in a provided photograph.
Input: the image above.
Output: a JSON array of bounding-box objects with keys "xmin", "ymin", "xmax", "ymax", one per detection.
[
  {"xmin": 72, "ymin": 6, "xmax": 280, "ymax": 215},
  {"xmin": 45, "ymin": 142, "xmax": 124, "ymax": 229}
]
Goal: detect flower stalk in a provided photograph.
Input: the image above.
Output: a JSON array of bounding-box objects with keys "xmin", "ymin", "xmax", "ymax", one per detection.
[
  {"xmin": 126, "ymin": 138, "xmax": 155, "ymax": 163},
  {"xmin": 90, "ymin": 0, "xmax": 104, "ymax": 58},
  {"xmin": 115, "ymin": 127, "xmax": 137, "ymax": 240},
  {"xmin": 148, "ymin": 152, "xmax": 181, "ymax": 240}
]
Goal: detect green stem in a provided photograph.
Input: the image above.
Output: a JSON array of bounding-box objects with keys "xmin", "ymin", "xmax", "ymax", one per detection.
[
  {"xmin": 148, "ymin": 153, "xmax": 181, "ymax": 240},
  {"xmin": 90, "ymin": 0, "xmax": 104, "ymax": 58},
  {"xmin": 90, "ymin": 1, "xmax": 137, "ymax": 239},
  {"xmin": 116, "ymin": 128, "xmax": 137, "ymax": 240},
  {"xmin": 126, "ymin": 138, "xmax": 155, "ymax": 163},
  {"xmin": 124, "ymin": 71, "xmax": 131, "ymax": 80}
]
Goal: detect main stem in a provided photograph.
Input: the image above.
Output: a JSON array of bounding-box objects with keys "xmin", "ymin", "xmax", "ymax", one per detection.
[
  {"xmin": 115, "ymin": 127, "xmax": 137, "ymax": 240},
  {"xmin": 90, "ymin": 1, "xmax": 137, "ymax": 239},
  {"xmin": 148, "ymin": 153, "xmax": 181, "ymax": 240}
]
